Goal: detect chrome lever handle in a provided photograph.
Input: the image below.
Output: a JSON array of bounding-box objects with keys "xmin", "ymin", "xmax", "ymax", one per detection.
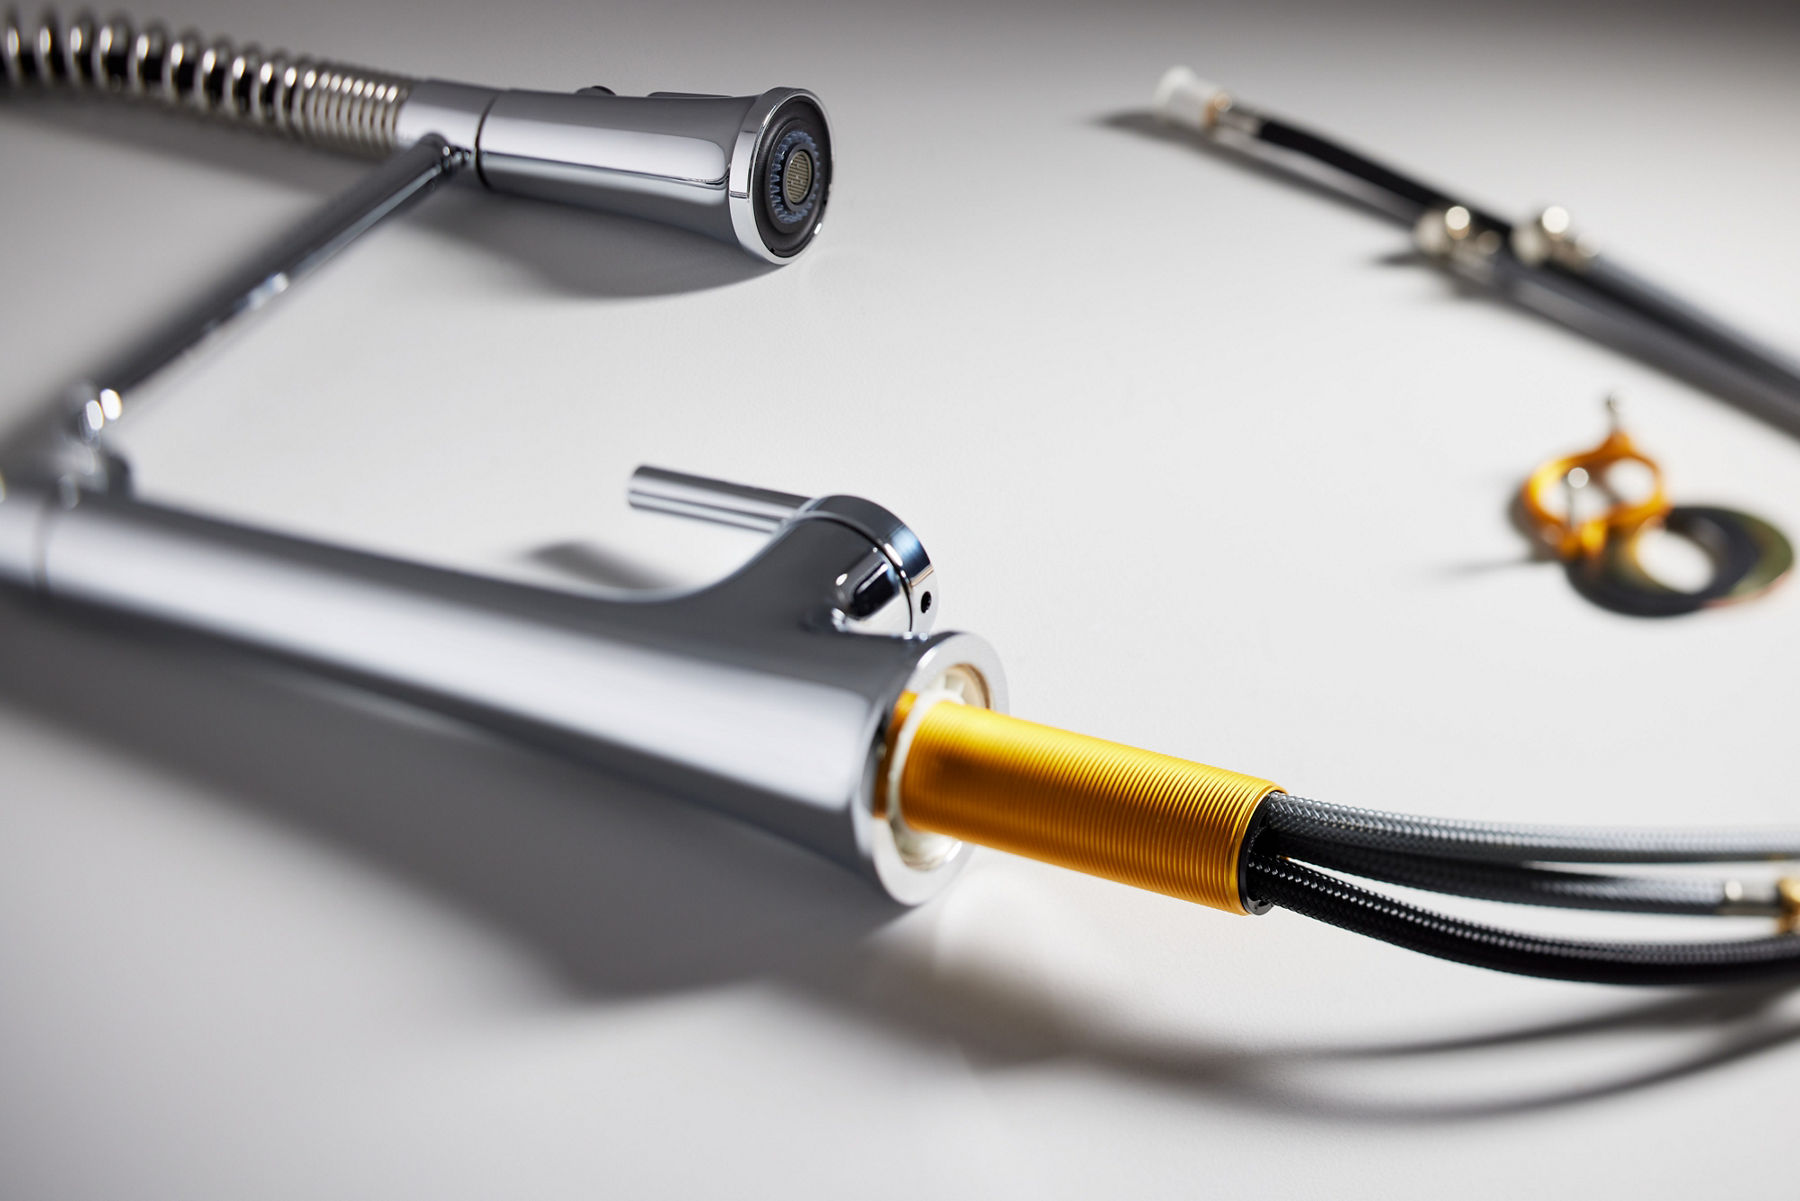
[
  {"xmin": 627, "ymin": 466, "xmax": 807, "ymax": 533},
  {"xmin": 628, "ymin": 464, "xmax": 938, "ymax": 635}
]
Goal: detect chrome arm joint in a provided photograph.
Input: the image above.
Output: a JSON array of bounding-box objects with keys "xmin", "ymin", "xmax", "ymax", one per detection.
[{"xmin": 628, "ymin": 467, "xmax": 937, "ymax": 635}]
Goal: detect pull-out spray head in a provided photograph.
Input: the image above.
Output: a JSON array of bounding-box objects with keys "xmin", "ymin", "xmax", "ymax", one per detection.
[
  {"xmin": 0, "ymin": 9, "xmax": 832, "ymax": 262},
  {"xmin": 0, "ymin": 11, "xmax": 835, "ymax": 481},
  {"xmin": 398, "ymin": 82, "xmax": 833, "ymax": 262}
]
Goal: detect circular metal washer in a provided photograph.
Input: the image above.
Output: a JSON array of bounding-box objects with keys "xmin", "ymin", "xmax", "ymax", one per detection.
[{"xmin": 1567, "ymin": 505, "xmax": 1788, "ymax": 618}]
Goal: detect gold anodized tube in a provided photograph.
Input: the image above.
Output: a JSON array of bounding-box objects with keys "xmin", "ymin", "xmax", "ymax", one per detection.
[{"xmin": 892, "ymin": 696, "xmax": 1280, "ymax": 914}]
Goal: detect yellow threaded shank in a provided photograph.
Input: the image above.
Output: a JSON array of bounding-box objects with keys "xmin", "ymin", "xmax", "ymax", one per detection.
[{"xmin": 895, "ymin": 698, "xmax": 1279, "ymax": 914}]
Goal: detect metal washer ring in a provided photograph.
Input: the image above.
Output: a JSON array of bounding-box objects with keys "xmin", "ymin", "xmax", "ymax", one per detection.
[{"xmin": 1567, "ymin": 505, "xmax": 1791, "ymax": 617}]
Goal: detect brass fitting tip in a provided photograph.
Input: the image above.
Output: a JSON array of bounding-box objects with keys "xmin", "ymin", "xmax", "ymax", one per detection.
[
  {"xmin": 889, "ymin": 695, "xmax": 1280, "ymax": 914},
  {"xmin": 1778, "ymin": 877, "xmax": 1800, "ymax": 934}
]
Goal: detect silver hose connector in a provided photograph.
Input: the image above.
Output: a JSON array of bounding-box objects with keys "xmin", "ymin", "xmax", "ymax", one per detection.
[{"xmin": 1, "ymin": 7, "xmax": 412, "ymax": 154}]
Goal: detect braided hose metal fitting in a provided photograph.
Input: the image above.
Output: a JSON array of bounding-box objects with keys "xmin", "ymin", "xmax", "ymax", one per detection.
[{"xmin": 889, "ymin": 694, "xmax": 1281, "ymax": 914}]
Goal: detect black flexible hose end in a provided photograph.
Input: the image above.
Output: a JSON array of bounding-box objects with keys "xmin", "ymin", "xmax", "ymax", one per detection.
[{"xmin": 1246, "ymin": 852, "xmax": 1800, "ymax": 987}]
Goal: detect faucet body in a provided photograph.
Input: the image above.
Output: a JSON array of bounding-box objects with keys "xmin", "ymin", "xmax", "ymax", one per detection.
[{"xmin": 0, "ymin": 476, "xmax": 1003, "ymax": 903}]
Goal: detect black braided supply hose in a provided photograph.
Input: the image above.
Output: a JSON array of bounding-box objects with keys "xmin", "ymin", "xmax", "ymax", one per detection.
[
  {"xmin": 1262, "ymin": 793, "xmax": 1800, "ymax": 865},
  {"xmin": 1251, "ymin": 117, "xmax": 1472, "ymax": 224},
  {"xmin": 1245, "ymin": 853, "xmax": 1800, "ymax": 986},
  {"xmin": 1264, "ymin": 836, "xmax": 1771, "ymax": 917}
]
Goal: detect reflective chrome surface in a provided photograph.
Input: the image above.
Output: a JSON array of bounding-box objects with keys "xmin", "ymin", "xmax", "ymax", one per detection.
[
  {"xmin": 628, "ymin": 465, "xmax": 808, "ymax": 533},
  {"xmin": 1511, "ymin": 204, "xmax": 1598, "ymax": 271},
  {"xmin": 3, "ymin": 11, "xmax": 830, "ymax": 263},
  {"xmin": 628, "ymin": 467, "xmax": 937, "ymax": 634},
  {"xmin": 0, "ymin": 470, "xmax": 1003, "ymax": 904},
  {"xmin": 407, "ymin": 86, "xmax": 831, "ymax": 263},
  {"xmin": 0, "ymin": 77, "xmax": 836, "ymax": 487},
  {"xmin": 0, "ymin": 35, "xmax": 893, "ymax": 902},
  {"xmin": 393, "ymin": 79, "xmax": 492, "ymax": 154}
]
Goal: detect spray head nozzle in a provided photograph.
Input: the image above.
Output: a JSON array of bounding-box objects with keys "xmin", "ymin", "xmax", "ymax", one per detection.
[{"xmin": 398, "ymin": 82, "xmax": 833, "ymax": 262}]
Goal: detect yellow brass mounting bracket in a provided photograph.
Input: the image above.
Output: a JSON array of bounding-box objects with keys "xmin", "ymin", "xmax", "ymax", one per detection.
[
  {"xmin": 1519, "ymin": 404, "xmax": 1669, "ymax": 561},
  {"xmin": 1518, "ymin": 400, "xmax": 1793, "ymax": 616}
]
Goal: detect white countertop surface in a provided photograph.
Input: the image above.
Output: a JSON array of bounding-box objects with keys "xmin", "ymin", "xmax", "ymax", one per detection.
[{"xmin": 4, "ymin": 1, "xmax": 1800, "ymax": 1196}]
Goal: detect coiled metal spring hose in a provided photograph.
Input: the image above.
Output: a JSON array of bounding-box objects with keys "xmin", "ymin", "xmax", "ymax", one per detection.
[{"xmin": 0, "ymin": 7, "xmax": 411, "ymax": 153}]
